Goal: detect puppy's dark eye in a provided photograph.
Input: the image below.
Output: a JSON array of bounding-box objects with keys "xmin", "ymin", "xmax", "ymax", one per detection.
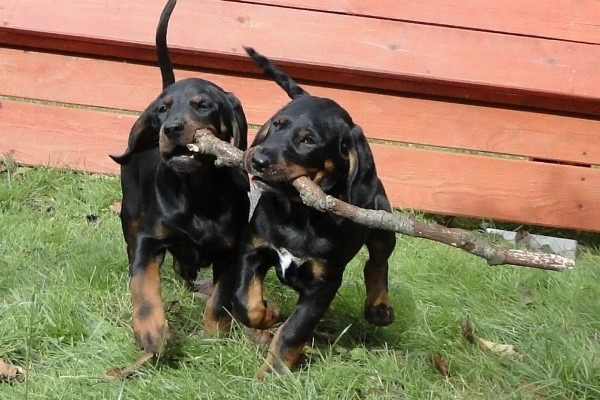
[
  {"xmin": 158, "ymin": 104, "xmax": 168, "ymax": 113},
  {"xmin": 272, "ymin": 117, "xmax": 289, "ymax": 129},
  {"xmin": 191, "ymin": 101, "xmax": 211, "ymax": 111},
  {"xmin": 300, "ymin": 135, "xmax": 315, "ymax": 145}
]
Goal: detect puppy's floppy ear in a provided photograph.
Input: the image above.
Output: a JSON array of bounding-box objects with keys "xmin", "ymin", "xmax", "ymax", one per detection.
[
  {"xmin": 225, "ymin": 92, "xmax": 248, "ymax": 151},
  {"xmin": 342, "ymin": 125, "xmax": 379, "ymax": 206},
  {"xmin": 339, "ymin": 130, "xmax": 355, "ymax": 173},
  {"xmin": 110, "ymin": 107, "xmax": 159, "ymax": 165},
  {"xmin": 250, "ymin": 119, "xmax": 272, "ymax": 147}
]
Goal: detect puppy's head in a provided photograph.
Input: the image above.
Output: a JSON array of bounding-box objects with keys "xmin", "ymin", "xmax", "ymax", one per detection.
[
  {"xmin": 244, "ymin": 95, "xmax": 375, "ymax": 203},
  {"xmin": 111, "ymin": 78, "xmax": 247, "ymax": 172}
]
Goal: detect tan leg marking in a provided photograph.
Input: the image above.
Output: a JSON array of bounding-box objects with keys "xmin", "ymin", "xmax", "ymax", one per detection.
[
  {"xmin": 257, "ymin": 322, "xmax": 304, "ymax": 380},
  {"xmin": 130, "ymin": 258, "xmax": 170, "ymax": 354},
  {"xmin": 363, "ymin": 259, "xmax": 395, "ymax": 326},
  {"xmin": 204, "ymin": 281, "xmax": 232, "ymax": 336},
  {"xmin": 246, "ymin": 277, "xmax": 280, "ymax": 329}
]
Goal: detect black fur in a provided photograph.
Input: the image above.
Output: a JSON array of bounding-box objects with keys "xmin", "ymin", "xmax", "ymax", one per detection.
[
  {"xmin": 110, "ymin": 0, "xmax": 249, "ymax": 355},
  {"xmin": 233, "ymin": 47, "xmax": 396, "ymax": 377}
]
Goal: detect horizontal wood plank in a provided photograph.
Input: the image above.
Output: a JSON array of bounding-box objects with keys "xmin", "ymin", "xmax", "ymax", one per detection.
[
  {"xmin": 372, "ymin": 144, "xmax": 600, "ymax": 232},
  {"xmin": 2, "ymin": 100, "xmax": 599, "ymax": 231},
  {"xmin": 1, "ymin": 0, "xmax": 599, "ymax": 115},
  {"xmin": 1, "ymin": 0, "xmax": 599, "ymax": 231},
  {"xmin": 2, "ymin": 48, "xmax": 599, "ymax": 165},
  {"xmin": 238, "ymin": 0, "xmax": 600, "ymax": 44},
  {"xmin": 0, "ymin": 101, "xmax": 131, "ymax": 174}
]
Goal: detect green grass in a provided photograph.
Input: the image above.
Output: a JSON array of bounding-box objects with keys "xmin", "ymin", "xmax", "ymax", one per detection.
[{"xmin": 0, "ymin": 165, "xmax": 599, "ymax": 399}]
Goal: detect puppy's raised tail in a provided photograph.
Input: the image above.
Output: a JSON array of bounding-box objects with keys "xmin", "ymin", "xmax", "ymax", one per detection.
[
  {"xmin": 156, "ymin": 0, "xmax": 177, "ymax": 89},
  {"xmin": 244, "ymin": 47, "xmax": 308, "ymax": 99}
]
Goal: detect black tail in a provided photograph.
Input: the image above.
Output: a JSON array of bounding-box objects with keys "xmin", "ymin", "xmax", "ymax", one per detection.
[
  {"xmin": 156, "ymin": 0, "xmax": 177, "ymax": 89},
  {"xmin": 244, "ymin": 47, "xmax": 307, "ymax": 99}
]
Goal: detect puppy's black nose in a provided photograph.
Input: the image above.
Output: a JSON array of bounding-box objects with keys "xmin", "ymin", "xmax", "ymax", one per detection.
[
  {"xmin": 251, "ymin": 152, "xmax": 271, "ymax": 172},
  {"xmin": 163, "ymin": 121, "xmax": 184, "ymax": 138}
]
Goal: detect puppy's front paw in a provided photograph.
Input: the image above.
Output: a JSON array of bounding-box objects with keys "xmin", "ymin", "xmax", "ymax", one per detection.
[
  {"xmin": 132, "ymin": 306, "xmax": 171, "ymax": 354},
  {"xmin": 257, "ymin": 359, "xmax": 287, "ymax": 380},
  {"xmin": 203, "ymin": 304, "xmax": 232, "ymax": 336},
  {"xmin": 365, "ymin": 302, "xmax": 395, "ymax": 326},
  {"xmin": 244, "ymin": 327, "xmax": 274, "ymax": 348},
  {"xmin": 248, "ymin": 300, "xmax": 280, "ymax": 330},
  {"xmin": 257, "ymin": 335, "xmax": 304, "ymax": 380}
]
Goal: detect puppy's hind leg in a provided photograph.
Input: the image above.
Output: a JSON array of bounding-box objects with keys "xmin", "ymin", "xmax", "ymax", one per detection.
[
  {"xmin": 203, "ymin": 252, "xmax": 239, "ymax": 335},
  {"xmin": 172, "ymin": 258, "xmax": 202, "ymax": 292}
]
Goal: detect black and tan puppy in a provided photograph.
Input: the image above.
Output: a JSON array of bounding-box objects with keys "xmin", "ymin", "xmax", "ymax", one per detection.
[
  {"xmin": 110, "ymin": 0, "xmax": 249, "ymax": 355},
  {"xmin": 233, "ymin": 48, "xmax": 396, "ymax": 377}
]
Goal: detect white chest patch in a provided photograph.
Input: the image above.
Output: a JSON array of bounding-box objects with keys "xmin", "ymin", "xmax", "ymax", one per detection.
[{"xmin": 275, "ymin": 247, "xmax": 306, "ymax": 277}]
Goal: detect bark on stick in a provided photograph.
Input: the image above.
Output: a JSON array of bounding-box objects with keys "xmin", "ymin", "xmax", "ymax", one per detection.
[{"xmin": 189, "ymin": 130, "xmax": 575, "ymax": 272}]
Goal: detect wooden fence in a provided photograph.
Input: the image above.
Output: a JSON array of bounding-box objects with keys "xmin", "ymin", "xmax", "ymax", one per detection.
[{"xmin": 1, "ymin": 0, "xmax": 599, "ymax": 231}]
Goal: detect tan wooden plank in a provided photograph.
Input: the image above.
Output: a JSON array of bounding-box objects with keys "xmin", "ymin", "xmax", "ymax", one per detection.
[
  {"xmin": 239, "ymin": 0, "xmax": 600, "ymax": 44},
  {"xmin": 1, "ymin": 0, "xmax": 599, "ymax": 115},
  {"xmin": 2, "ymin": 48, "xmax": 599, "ymax": 165}
]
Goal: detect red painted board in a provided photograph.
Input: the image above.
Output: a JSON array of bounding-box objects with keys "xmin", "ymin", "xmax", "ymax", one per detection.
[
  {"xmin": 372, "ymin": 144, "xmax": 600, "ymax": 232},
  {"xmin": 0, "ymin": 100, "xmax": 131, "ymax": 174},
  {"xmin": 2, "ymin": 48, "xmax": 599, "ymax": 165},
  {"xmin": 2, "ymin": 99, "xmax": 600, "ymax": 231},
  {"xmin": 0, "ymin": 0, "xmax": 599, "ymax": 114},
  {"xmin": 238, "ymin": 0, "xmax": 600, "ymax": 44}
]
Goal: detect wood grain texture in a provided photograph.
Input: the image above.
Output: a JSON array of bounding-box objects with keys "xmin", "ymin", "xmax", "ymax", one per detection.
[
  {"xmin": 372, "ymin": 144, "xmax": 600, "ymax": 232},
  {"xmin": 2, "ymin": 100, "xmax": 599, "ymax": 231},
  {"xmin": 2, "ymin": 48, "xmax": 599, "ymax": 165},
  {"xmin": 1, "ymin": 0, "xmax": 599, "ymax": 231},
  {"xmin": 1, "ymin": 0, "xmax": 599, "ymax": 114},
  {"xmin": 0, "ymin": 100, "xmax": 131, "ymax": 174},
  {"xmin": 237, "ymin": 0, "xmax": 600, "ymax": 44}
]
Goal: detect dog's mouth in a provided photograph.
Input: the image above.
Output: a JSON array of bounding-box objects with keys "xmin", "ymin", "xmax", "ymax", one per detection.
[
  {"xmin": 166, "ymin": 145, "xmax": 196, "ymax": 160},
  {"xmin": 245, "ymin": 158, "xmax": 320, "ymax": 185},
  {"xmin": 162, "ymin": 145, "xmax": 201, "ymax": 169},
  {"xmin": 243, "ymin": 148, "xmax": 306, "ymax": 182},
  {"xmin": 161, "ymin": 127, "xmax": 219, "ymax": 169},
  {"xmin": 252, "ymin": 176, "xmax": 287, "ymax": 191},
  {"xmin": 164, "ymin": 148, "xmax": 202, "ymax": 173},
  {"xmin": 246, "ymin": 150, "xmax": 337, "ymax": 198}
]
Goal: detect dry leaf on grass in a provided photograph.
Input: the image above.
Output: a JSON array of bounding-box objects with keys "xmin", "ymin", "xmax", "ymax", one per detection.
[
  {"xmin": 109, "ymin": 202, "xmax": 122, "ymax": 215},
  {"xmin": 0, "ymin": 358, "xmax": 24, "ymax": 383},
  {"xmin": 244, "ymin": 327, "xmax": 275, "ymax": 348},
  {"xmin": 428, "ymin": 354, "xmax": 451, "ymax": 377},
  {"xmin": 105, "ymin": 352, "xmax": 154, "ymax": 380},
  {"xmin": 477, "ymin": 338, "xmax": 523, "ymax": 360},
  {"xmin": 461, "ymin": 316, "xmax": 476, "ymax": 344},
  {"xmin": 191, "ymin": 277, "xmax": 214, "ymax": 301}
]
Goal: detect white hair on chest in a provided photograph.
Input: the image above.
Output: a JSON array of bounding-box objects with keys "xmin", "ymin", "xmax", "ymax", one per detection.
[{"xmin": 274, "ymin": 247, "xmax": 307, "ymax": 277}]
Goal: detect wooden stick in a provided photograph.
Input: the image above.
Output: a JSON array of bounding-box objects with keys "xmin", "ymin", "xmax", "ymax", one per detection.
[{"xmin": 188, "ymin": 129, "xmax": 575, "ymax": 271}]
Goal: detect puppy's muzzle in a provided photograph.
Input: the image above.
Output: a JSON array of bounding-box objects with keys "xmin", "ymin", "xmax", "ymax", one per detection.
[
  {"xmin": 251, "ymin": 151, "xmax": 271, "ymax": 173},
  {"xmin": 244, "ymin": 147, "xmax": 282, "ymax": 180},
  {"xmin": 244, "ymin": 147, "xmax": 309, "ymax": 183},
  {"xmin": 243, "ymin": 147, "xmax": 265, "ymax": 176},
  {"xmin": 163, "ymin": 120, "xmax": 185, "ymax": 139}
]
